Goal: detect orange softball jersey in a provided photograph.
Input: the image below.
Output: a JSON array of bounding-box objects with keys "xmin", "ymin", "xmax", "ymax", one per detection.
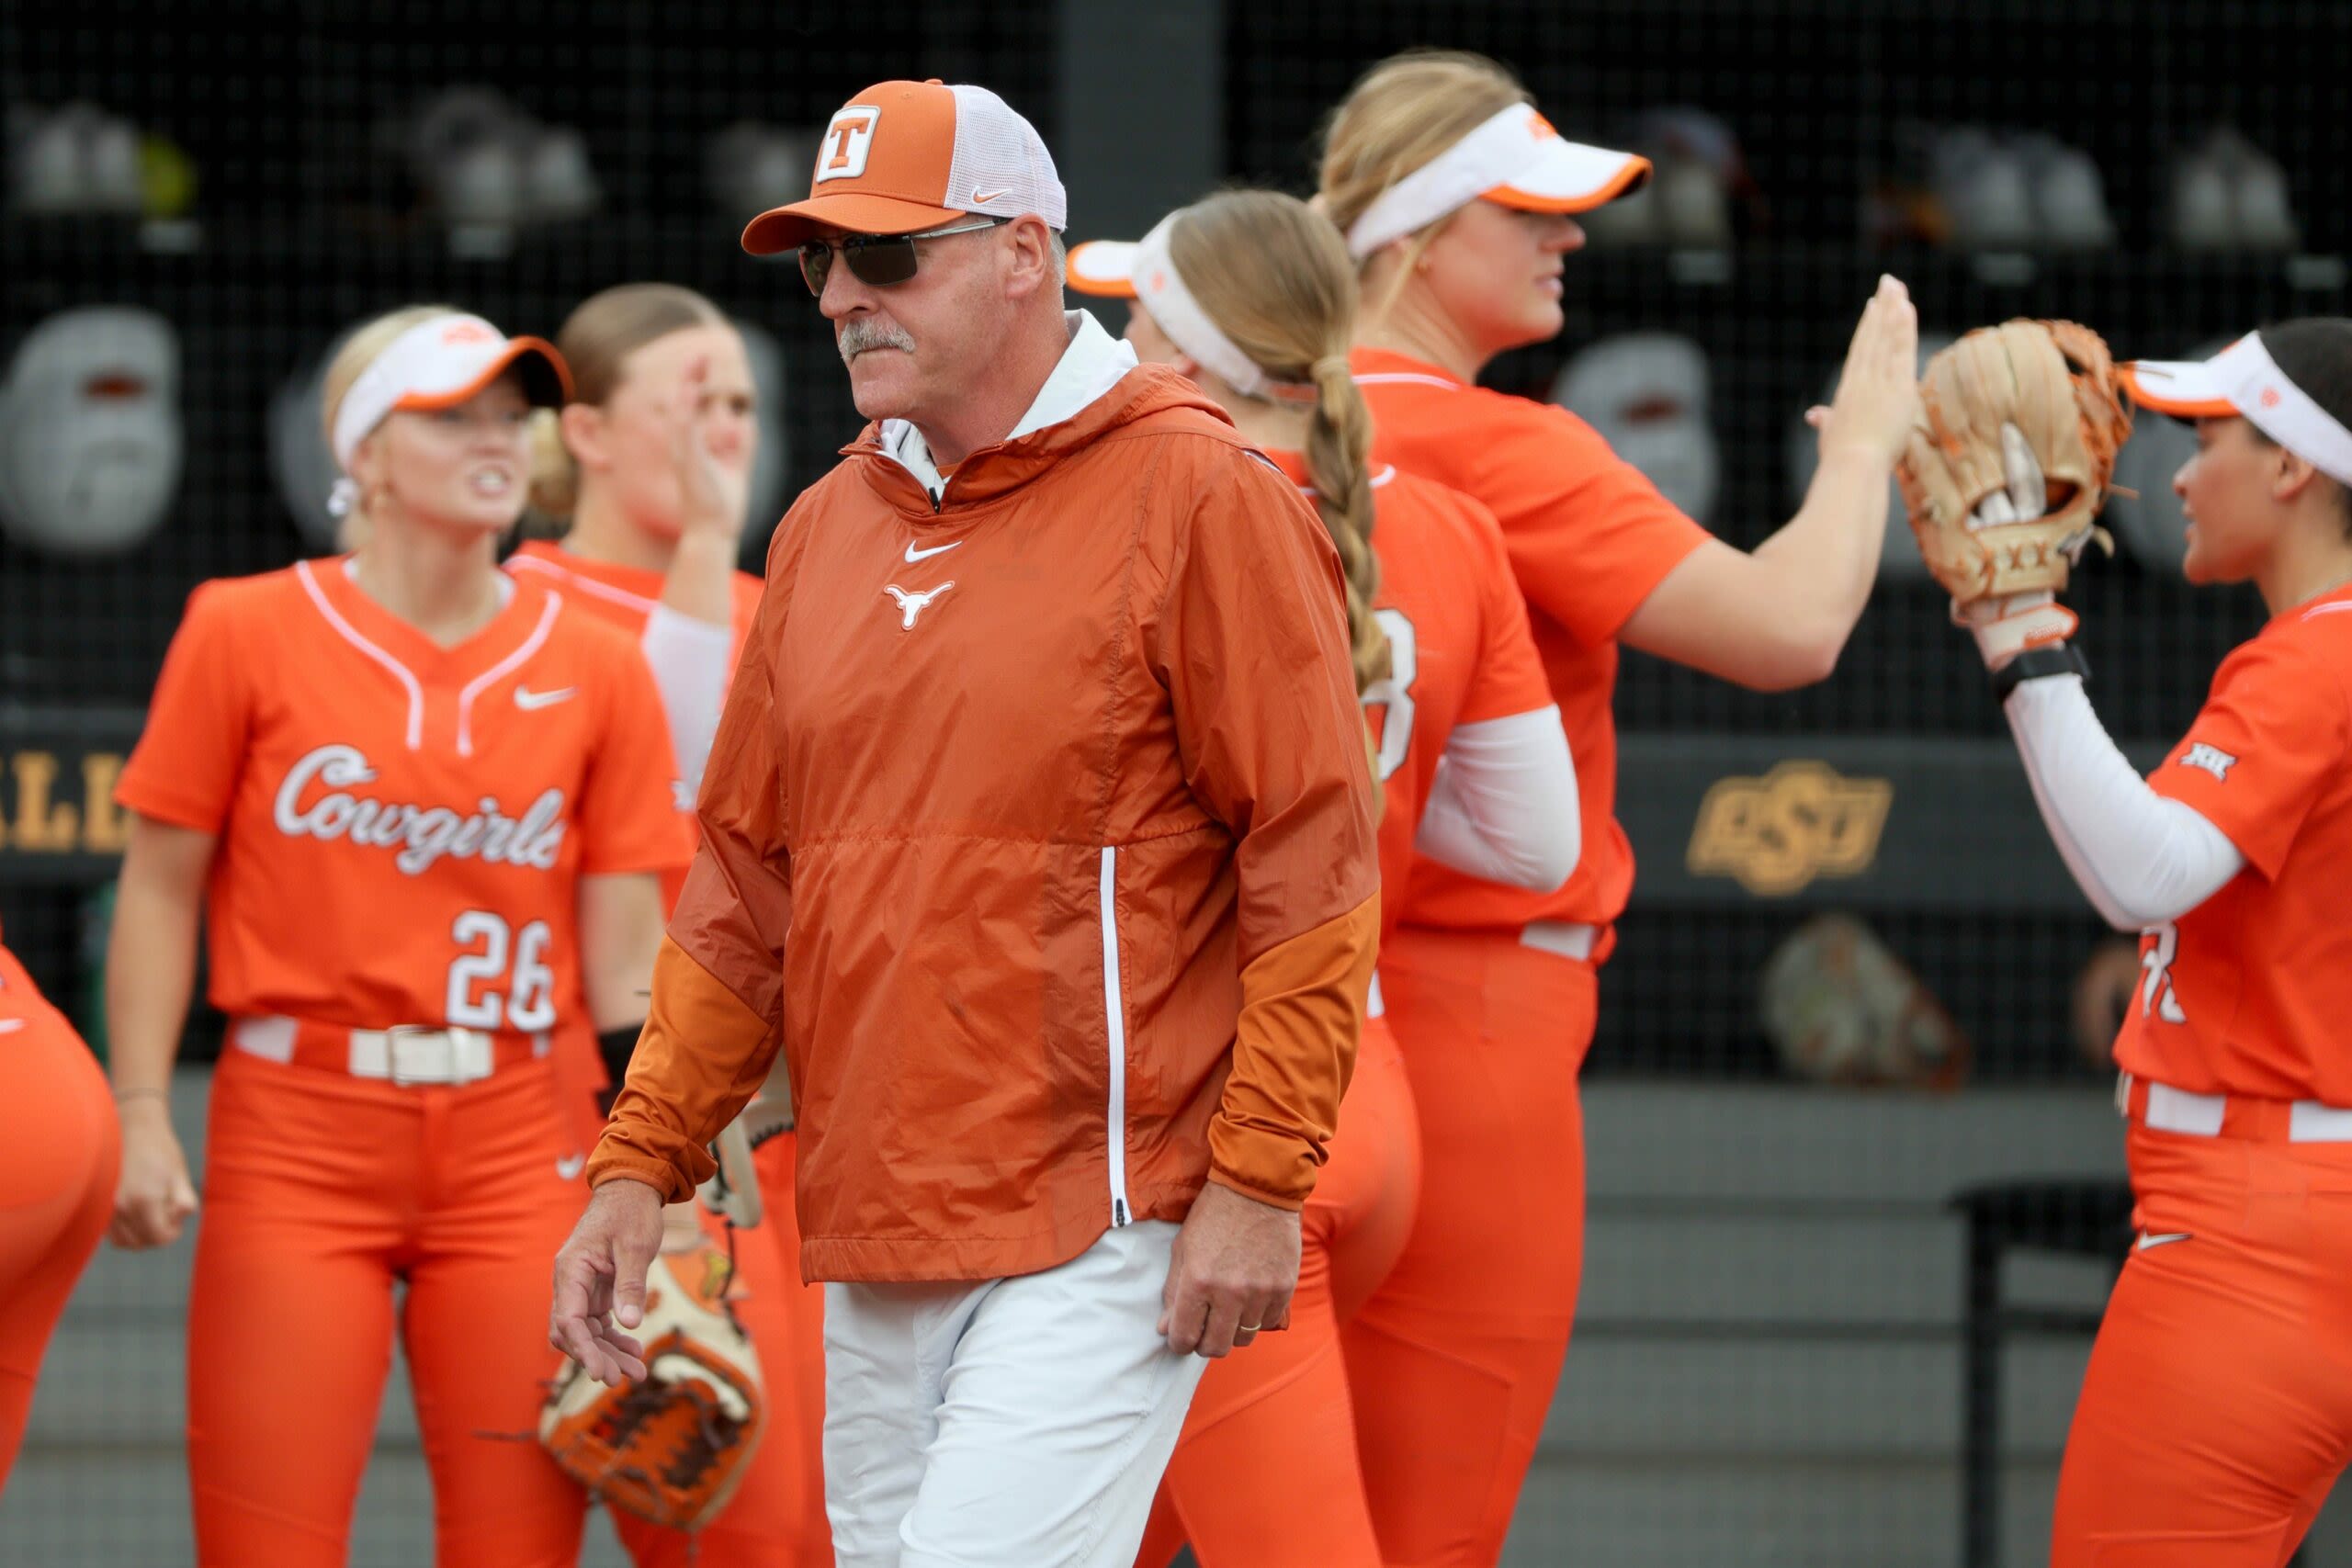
[
  {"xmin": 115, "ymin": 558, "xmax": 695, "ymax": 1035},
  {"xmin": 1259, "ymin": 449, "xmax": 1554, "ymax": 942},
  {"xmin": 2116, "ymin": 585, "xmax": 2352, "ymax": 1103},
  {"xmin": 506, "ymin": 539, "xmax": 765, "ymax": 666},
  {"xmin": 1353, "ymin": 346, "xmax": 1710, "ymax": 936}
]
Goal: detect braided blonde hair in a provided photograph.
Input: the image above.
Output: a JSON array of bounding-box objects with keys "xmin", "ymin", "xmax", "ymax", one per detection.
[{"xmin": 1165, "ymin": 190, "xmax": 1389, "ymax": 692}]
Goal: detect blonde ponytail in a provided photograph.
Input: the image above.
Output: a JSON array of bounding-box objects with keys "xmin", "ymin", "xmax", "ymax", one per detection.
[
  {"xmin": 1302, "ymin": 356, "xmax": 1389, "ymax": 692},
  {"xmin": 525, "ymin": 408, "xmax": 578, "ymax": 525},
  {"xmin": 1164, "ymin": 191, "xmax": 1390, "ymax": 693}
]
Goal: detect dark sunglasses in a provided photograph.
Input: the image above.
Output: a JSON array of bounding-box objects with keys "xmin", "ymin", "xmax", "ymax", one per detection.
[{"xmin": 798, "ymin": 217, "xmax": 1009, "ymax": 296}]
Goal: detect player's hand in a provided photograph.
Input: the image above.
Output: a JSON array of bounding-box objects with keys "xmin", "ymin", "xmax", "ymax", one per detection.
[
  {"xmin": 664, "ymin": 355, "xmax": 750, "ymax": 544},
  {"xmin": 549, "ymin": 1177, "xmax": 665, "ymax": 1385},
  {"xmin": 1158, "ymin": 1179, "xmax": 1302, "ymax": 1359},
  {"xmin": 1814, "ymin": 275, "xmax": 1920, "ymax": 469},
  {"xmin": 108, "ymin": 1097, "xmax": 198, "ymax": 1250}
]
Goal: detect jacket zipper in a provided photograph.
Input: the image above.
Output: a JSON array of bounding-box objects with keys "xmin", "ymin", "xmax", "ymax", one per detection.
[{"xmin": 1098, "ymin": 845, "xmax": 1132, "ymax": 1227}]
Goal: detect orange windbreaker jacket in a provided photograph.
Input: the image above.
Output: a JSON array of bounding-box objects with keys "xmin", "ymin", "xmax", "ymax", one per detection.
[{"xmin": 589, "ymin": 338, "xmax": 1381, "ymax": 1284}]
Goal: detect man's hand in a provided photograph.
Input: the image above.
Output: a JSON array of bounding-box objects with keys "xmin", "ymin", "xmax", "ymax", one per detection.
[
  {"xmin": 549, "ymin": 1178, "xmax": 666, "ymax": 1385},
  {"xmin": 1158, "ymin": 1179, "xmax": 1302, "ymax": 1359}
]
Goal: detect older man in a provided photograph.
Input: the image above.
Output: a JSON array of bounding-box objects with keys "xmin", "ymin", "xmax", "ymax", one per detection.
[{"xmin": 549, "ymin": 79, "xmax": 1379, "ymax": 1566}]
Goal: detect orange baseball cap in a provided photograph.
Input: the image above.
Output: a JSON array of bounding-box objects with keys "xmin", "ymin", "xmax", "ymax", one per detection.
[{"xmin": 741, "ymin": 80, "xmax": 1068, "ymax": 255}]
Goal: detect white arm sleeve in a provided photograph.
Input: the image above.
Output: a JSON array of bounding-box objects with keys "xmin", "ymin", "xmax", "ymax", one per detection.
[
  {"xmin": 1412, "ymin": 705, "xmax": 1581, "ymax": 891},
  {"xmin": 640, "ymin": 604, "xmax": 736, "ymax": 795},
  {"xmin": 2003, "ymin": 673, "xmax": 2244, "ymax": 931}
]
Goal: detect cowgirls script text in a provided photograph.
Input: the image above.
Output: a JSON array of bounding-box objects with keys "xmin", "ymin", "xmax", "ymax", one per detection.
[{"xmin": 274, "ymin": 743, "xmax": 566, "ymax": 875}]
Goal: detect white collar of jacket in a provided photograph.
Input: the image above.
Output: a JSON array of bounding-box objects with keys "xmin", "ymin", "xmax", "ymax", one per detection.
[{"xmin": 879, "ymin": 310, "xmax": 1140, "ymax": 494}]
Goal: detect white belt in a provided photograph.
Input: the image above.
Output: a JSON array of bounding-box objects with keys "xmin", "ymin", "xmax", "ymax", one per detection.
[
  {"xmin": 2117, "ymin": 1070, "xmax": 2352, "ymax": 1143},
  {"xmin": 232, "ymin": 1015, "xmax": 535, "ymax": 1087},
  {"xmin": 1520, "ymin": 920, "xmax": 1599, "ymax": 963},
  {"xmin": 356, "ymin": 1027, "xmax": 498, "ymax": 1086}
]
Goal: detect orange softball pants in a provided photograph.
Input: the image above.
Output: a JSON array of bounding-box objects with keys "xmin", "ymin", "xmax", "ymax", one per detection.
[
  {"xmin": 1132, "ymin": 1014, "xmax": 1421, "ymax": 1568},
  {"xmin": 187, "ymin": 1042, "xmax": 593, "ymax": 1567},
  {"xmin": 752, "ymin": 1129, "xmax": 834, "ymax": 1565},
  {"xmin": 610, "ymin": 1132, "xmax": 831, "ymax": 1567},
  {"xmin": 2051, "ymin": 1111, "xmax": 2352, "ymax": 1566},
  {"xmin": 1346, "ymin": 924, "xmax": 1597, "ymax": 1568},
  {"xmin": 0, "ymin": 943, "xmax": 118, "ymax": 1493}
]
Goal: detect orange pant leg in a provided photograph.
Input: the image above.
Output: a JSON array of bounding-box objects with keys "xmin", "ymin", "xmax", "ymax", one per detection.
[
  {"xmin": 187, "ymin": 1054, "xmax": 414, "ymax": 1567},
  {"xmin": 2050, "ymin": 1126, "xmax": 2352, "ymax": 1567},
  {"xmin": 1346, "ymin": 926, "xmax": 1595, "ymax": 1568},
  {"xmin": 400, "ymin": 1057, "xmax": 596, "ymax": 1567},
  {"xmin": 609, "ymin": 1191, "xmax": 814, "ymax": 1566},
  {"xmin": 1138, "ymin": 1021, "xmax": 1419, "ymax": 1568},
  {"xmin": 753, "ymin": 1132, "xmax": 833, "ymax": 1564},
  {"xmin": 0, "ymin": 962, "xmax": 119, "ymax": 1492}
]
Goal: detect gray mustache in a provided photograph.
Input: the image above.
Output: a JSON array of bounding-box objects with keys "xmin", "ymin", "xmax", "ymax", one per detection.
[{"xmin": 839, "ymin": 320, "xmax": 917, "ymax": 364}]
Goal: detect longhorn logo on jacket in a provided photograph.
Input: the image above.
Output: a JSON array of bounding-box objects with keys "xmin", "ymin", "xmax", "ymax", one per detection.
[{"xmin": 883, "ymin": 582, "xmax": 954, "ymax": 629}]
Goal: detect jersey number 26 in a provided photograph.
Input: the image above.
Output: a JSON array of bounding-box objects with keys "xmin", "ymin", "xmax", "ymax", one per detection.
[{"xmin": 447, "ymin": 909, "xmax": 558, "ymax": 1032}]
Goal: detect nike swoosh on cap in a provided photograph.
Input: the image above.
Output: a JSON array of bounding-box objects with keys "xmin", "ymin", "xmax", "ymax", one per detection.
[
  {"xmin": 971, "ymin": 187, "xmax": 1008, "ymax": 204},
  {"xmin": 514, "ymin": 684, "xmax": 576, "ymax": 710},
  {"xmin": 904, "ymin": 540, "xmax": 963, "ymax": 562}
]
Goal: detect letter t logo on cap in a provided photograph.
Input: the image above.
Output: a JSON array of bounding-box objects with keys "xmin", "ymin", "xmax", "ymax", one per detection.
[{"xmin": 816, "ymin": 107, "xmax": 880, "ymax": 185}]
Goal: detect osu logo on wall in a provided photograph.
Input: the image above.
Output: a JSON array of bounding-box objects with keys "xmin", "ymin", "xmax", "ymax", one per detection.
[{"xmin": 1686, "ymin": 760, "xmax": 1893, "ymax": 897}]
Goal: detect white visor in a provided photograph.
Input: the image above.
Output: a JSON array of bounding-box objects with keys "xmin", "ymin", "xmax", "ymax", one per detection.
[
  {"xmin": 2121, "ymin": 333, "xmax": 2352, "ymax": 487},
  {"xmin": 330, "ymin": 313, "xmax": 569, "ymax": 474},
  {"xmin": 1065, "ymin": 220, "xmax": 1316, "ymax": 404},
  {"xmin": 1065, "ymin": 239, "xmax": 1140, "ymax": 299},
  {"xmin": 1344, "ymin": 104, "xmax": 1652, "ymax": 258}
]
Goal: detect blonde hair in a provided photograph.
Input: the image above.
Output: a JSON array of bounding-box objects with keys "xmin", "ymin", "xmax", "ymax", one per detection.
[
  {"xmin": 1317, "ymin": 50, "xmax": 1530, "ymax": 313},
  {"xmin": 527, "ymin": 283, "xmax": 729, "ymax": 519},
  {"xmin": 320, "ymin": 302, "xmax": 465, "ymax": 543},
  {"xmin": 1166, "ymin": 190, "xmax": 1389, "ymax": 692}
]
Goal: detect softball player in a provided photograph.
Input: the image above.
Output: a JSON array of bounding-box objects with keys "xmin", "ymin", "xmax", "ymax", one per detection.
[
  {"xmin": 1987, "ymin": 319, "xmax": 2352, "ymax": 1566},
  {"xmin": 514, "ymin": 281, "xmax": 828, "ymax": 1567},
  {"xmin": 1068, "ymin": 189, "xmax": 1578, "ymax": 1568},
  {"xmin": 0, "ymin": 928, "xmax": 119, "ymax": 1491},
  {"xmin": 105, "ymin": 306, "xmax": 695, "ymax": 1566},
  {"xmin": 1315, "ymin": 49, "xmax": 1920, "ymax": 1564}
]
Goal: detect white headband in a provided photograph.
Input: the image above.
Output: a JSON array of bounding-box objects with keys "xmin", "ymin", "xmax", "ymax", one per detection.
[
  {"xmin": 327, "ymin": 313, "xmax": 567, "ymax": 513},
  {"xmin": 1129, "ymin": 215, "xmax": 1317, "ymax": 405},
  {"xmin": 1344, "ymin": 103, "xmax": 1651, "ymax": 258},
  {"xmin": 2127, "ymin": 333, "xmax": 2352, "ymax": 488}
]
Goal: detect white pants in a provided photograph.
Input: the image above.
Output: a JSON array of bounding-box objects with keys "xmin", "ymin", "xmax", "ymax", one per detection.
[{"xmin": 822, "ymin": 1221, "xmax": 1206, "ymax": 1568}]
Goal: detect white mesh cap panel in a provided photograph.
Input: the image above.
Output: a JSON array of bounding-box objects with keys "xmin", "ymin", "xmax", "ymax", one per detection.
[{"xmin": 943, "ymin": 84, "xmax": 1066, "ymax": 229}]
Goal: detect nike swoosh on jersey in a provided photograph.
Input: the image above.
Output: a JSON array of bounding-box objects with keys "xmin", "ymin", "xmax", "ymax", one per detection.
[
  {"xmin": 2134, "ymin": 1231, "xmax": 2192, "ymax": 1251},
  {"xmin": 555, "ymin": 1153, "xmax": 586, "ymax": 1180},
  {"xmin": 514, "ymin": 684, "xmax": 577, "ymax": 710},
  {"xmin": 904, "ymin": 540, "xmax": 963, "ymax": 563}
]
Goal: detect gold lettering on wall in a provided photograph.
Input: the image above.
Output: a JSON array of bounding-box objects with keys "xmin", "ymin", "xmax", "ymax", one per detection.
[{"xmin": 0, "ymin": 749, "xmax": 130, "ymax": 859}]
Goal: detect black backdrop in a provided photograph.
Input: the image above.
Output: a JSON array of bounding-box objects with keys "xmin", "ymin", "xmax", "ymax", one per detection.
[{"xmin": 6, "ymin": 0, "xmax": 2347, "ymax": 1081}]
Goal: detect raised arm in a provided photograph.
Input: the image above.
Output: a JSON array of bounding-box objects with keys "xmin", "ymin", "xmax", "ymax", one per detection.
[{"xmin": 1619, "ymin": 276, "xmax": 1920, "ymax": 690}]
